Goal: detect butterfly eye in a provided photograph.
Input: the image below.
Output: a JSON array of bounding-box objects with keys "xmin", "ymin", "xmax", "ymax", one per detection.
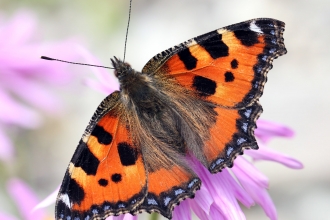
[{"xmin": 114, "ymin": 70, "xmax": 120, "ymax": 77}]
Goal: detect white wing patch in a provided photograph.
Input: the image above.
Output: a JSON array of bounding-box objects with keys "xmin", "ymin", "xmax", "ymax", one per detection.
[
  {"xmin": 217, "ymin": 28, "xmax": 227, "ymax": 35},
  {"xmin": 250, "ymin": 21, "xmax": 263, "ymax": 34},
  {"xmin": 60, "ymin": 193, "xmax": 72, "ymax": 208}
]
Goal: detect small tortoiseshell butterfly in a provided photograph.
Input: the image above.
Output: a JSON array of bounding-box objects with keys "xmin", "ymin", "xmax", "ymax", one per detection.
[{"xmin": 55, "ymin": 18, "xmax": 286, "ymax": 220}]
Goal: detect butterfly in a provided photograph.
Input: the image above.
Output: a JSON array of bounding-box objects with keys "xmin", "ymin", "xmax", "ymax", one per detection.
[{"xmin": 55, "ymin": 18, "xmax": 287, "ymax": 220}]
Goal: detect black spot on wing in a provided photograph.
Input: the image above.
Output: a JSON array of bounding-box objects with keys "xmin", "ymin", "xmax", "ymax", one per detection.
[
  {"xmin": 192, "ymin": 75, "xmax": 217, "ymax": 96},
  {"xmin": 71, "ymin": 140, "xmax": 85, "ymax": 164},
  {"xmin": 74, "ymin": 143, "xmax": 100, "ymax": 175},
  {"xmin": 111, "ymin": 173, "xmax": 122, "ymax": 183},
  {"xmin": 225, "ymin": 71, "xmax": 235, "ymax": 82},
  {"xmin": 177, "ymin": 48, "xmax": 197, "ymax": 70},
  {"xmin": 231, "ymin": 59, "xmax": 238, "ymax": 69},
  {"xmin": 117, "ymin": 142, "xmax": 138, "ymax": 166},
  {"xmin": 91, "ymin": 125, "xmax": 113, "ymax": 145},
  {"xmin": 98, "ymin": 178, "xmax": 108, "ymax": 187},
  {"xmin": 195, "ymin": 31, "xmax": 229, "ymax": 59},
  {"xmin": 68, "ymin": 178, "xmax": 85, "ymax": 205},
  {"xmin": 233, "ymin": 30, "xmax": 259, "ymax": 46}
]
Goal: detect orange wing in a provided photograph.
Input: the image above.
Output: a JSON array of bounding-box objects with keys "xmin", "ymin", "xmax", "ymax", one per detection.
[
  {"xmin": 55, "ymin": 92, "xmax": 201, "ymax": 220},
  {"xmin": 142, "ymin": 18, "xmax": 286, "ymax": 172},
  {"xmin": 138, "ymin": 164, "xmax": 200, "ymax": 219},
  {"xmin": 142, "ymin": 18, "xmax": 286, "ymax": 108},
  {"xmin": 205, "ymin": 102, "xmax": 262, "ymax": 173},
  {"xmin": 56, "ymin": 92, "xmax": 147, "ymax": 220}
]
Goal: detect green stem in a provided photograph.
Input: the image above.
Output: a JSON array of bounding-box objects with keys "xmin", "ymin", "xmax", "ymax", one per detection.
[{"xmin": 150, "ymin": 213, "xmax": 159, "ymax": 220}]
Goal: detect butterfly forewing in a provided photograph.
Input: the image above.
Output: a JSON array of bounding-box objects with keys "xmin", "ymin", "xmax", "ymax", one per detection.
[
  {"xmin": 142, "ymin": 18, "xmax": 286, "ymax": 108},
  {"xmin": 56, "ymin": 92, "xmax": 147, "ymax": 220}
]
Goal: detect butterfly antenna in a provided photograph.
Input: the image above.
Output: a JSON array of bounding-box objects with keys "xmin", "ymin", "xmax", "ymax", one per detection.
[
  {"xmin": 123, "ymin": 0, "xmax": 132, "ymax": 62},
  {"xmin": 40, "ymin": 56, "xmax": 113, "ymax": 69}
]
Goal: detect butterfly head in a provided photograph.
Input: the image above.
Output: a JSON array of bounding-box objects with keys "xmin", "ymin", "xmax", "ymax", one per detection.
[{"xmin": 111, "ymin": 56, "xmax": 133, "ymax": 79}]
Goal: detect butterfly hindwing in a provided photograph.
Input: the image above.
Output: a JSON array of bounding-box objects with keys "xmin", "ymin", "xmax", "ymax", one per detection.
[
  {"xmin": 205, "ymin": 102, "xmax": 262, "ymax": 173},
  {"xmin": 142, "ymin": 18, "xmax": 286, "ymax": 108},
  {"xmin": 56, "ymin": 92, "xmax": 147, "ymax": 220},
  {"xmin": 138, "ymin": 164, "xmax": 201, "ymax": 219}
]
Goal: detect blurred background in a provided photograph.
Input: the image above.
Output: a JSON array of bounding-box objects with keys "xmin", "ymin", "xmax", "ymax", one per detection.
[{"xmin": 0, "ymin": 0, "xmax": 329, "ymax": 219}]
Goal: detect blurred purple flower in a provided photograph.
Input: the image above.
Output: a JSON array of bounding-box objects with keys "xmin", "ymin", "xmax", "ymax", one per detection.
[
  {"xmin": 255, "ymin": 119, "xmax": 295, "ymax": 144},
  {"xmin": 0, "ymin": 178, "xmax": 50, "ymax": 220},
  {"xmin": 106, "ymin": 214, "xmax": 138, "ymax": 220},
  {"xmin": 77, "ymin": 46, "xmax": 119, "ymax": 94},
  {"xmin": 170, "ymin": 125, "xmax": 302, "ymax": 220},
  {"xmin": 38, "ymin": 51, "xmax": 303, "ymax": 220},
  {"xmin": 33, "ymin": 186, "xmax": 59, "ymax": 213},
  {"xmin": 0, "ymin": 11, "xmax": 77, "ymax": 161}
]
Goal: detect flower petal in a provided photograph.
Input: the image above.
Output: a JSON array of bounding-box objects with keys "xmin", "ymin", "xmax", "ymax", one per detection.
[
  {"xmin": 193, "ymin": 184, "xmax": 213, "ymax": 214},
  {"xmin": 195, "ymin": 162, "xmax": 245, "ymax": 220},
  {"xmin": 122, "ymin": 213, "xmax": 138, "ymax": 220},
  {"xmin": 209, "ymin": 204, "xmax": 226, "ymax": 220},
  {"xmin": 188, "ymin": 199, "xmax": 209, "ymax": 220},
  {"xmin": 232, "ymin": 156, "xmax": 269, "ymax": 188},
  {"xmin": 244, "ymin": 182, "xmax": 276, "ymax": 220},
  {"xmin": 7, "ymin": 178, "xmax": 46, "ymax": 220},
  {"xmin": 106, "ymin": 213, "xmax": 137, "ymax": 220},
  {"xmin": 1, "ymin": 70, "xmax": 62, "ymax": 114},
  {"xmin": 83, "ymin": 78, "xmax": 116, "ymax": 94},
  {"xmin": 0, "ymin": 213, "xmax": 19, "ymax": 220},
  {"xmin": 245, "ymin": 144, "xmax": 304, "ymax": 169},
  {"xmin": 77, "ymin": 45, "xmax": 119, "ymax": 93},
  {"xmin": 232, "ymin": 161, "xmax": 277, "ymax": 220},
  {"xmin": 0, "ymin": 11, "xmax": 36, "ymax": 47},
  {"xmin": 0, "ymin": 127, "xmax": 14, "ymax": 161},
  {"xmin": 221, "ymin": 169, "xmax": 254, "ymax": 207},
  {"xmin": 33, "ymin": 187, "xmax": 59, "ymax": 212},
  {"xmin": 0, "ymin": 89, "xmax": 41, "ymax": 128},
  {"xmin": 256, "ymin": 119, "xmax": 294, "ymax": 143},
  {"xmin": 173, "ymin": 199, "xmax": 191, "ymax": 220}
]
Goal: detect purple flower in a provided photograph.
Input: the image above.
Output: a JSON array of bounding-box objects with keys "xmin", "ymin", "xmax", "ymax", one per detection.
[
  {"xmin": 0, "ymin": 11, "xmax": 77, "ymax": 161},
  {"xmin": 1, "ymin": 178, "xmax": 50, "ymax": 220},
  {"xmin": 77, "ymin": 46, "xmax": 119, "ymax": 94},
  {"xmin": 38, "ymin": 51, "xmax": 303, "ymax": 220},
  {"xmin": 106, "ymin": 214, "xmax": 138, "ymax": 220},
  {"xmin": 170, "ymin": 134, "xmax": 302, "ymax": 220},
  {"xmin": 255, "ymin": 119, "xmax": 295, "ymax": 144}
]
